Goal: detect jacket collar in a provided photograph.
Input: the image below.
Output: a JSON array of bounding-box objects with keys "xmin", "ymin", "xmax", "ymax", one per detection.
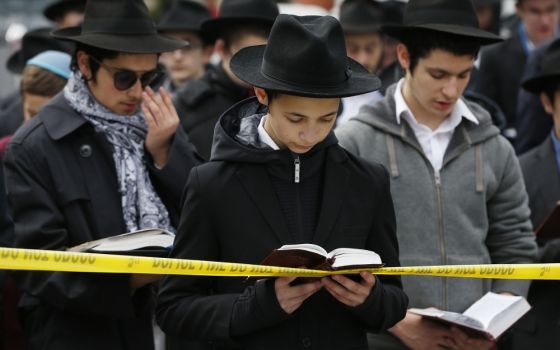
[
  {"xmin": 40, "ymin": 92, "xmax": 89, "ymax": 141},
  {"xmin": 236, "ymin": 146, "xmax": 349, "ymax": 246}
]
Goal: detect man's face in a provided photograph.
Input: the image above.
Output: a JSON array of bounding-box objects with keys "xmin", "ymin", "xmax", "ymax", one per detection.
[
  {"xmin": 220, "ymin": 34, "xmax": 268, "ymax": 87},
  {"xmin": 540, "ymin": 89, "xmax": 560, "ymax": 135},
  {"xmin": 56, "ymin": 11, "xmax": 84, "ymax": 29},
  {"xmin": 78, "ymin": 52, "xmax": 159, "ymax": 116},
  {"xmin": 22, "ymin": 92, "xmax": 52, "ymax": 122},
  {"xmin": 257, "ymin": 89, "xmax": 339, "ymax": 154},
  {"xmin": 517, "ymin": 0, "xmax": 559, "ymax": 45},
  {"xmin": 345, "ymin": 32, "xmax": 384, "ymax": 73},
  {"xmin": 400, "ymin": 47, "xmax": 474, "ymax": 122},
  {"xmin": 159, "ymin": 31, "xmax": 210, "ymax": 86}
]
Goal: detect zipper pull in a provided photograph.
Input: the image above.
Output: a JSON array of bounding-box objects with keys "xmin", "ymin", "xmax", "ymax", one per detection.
[
  {"xmin": 294, "ymin": 156, "xmax": 300, "ymax": 184},
  {"xmin": 434, "ymin": 171, "xmax": 441, "ymax": 186}
]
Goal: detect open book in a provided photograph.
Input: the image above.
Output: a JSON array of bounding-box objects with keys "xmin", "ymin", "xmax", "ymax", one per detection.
[
  {"xmin": 68, "ymin": 228, "xmax": 175, "ymax": 257},
  {"xmin": 535, "ymin": 201, "xmax": 560, "ymax": 240},
  {"xmin": 409, "ymin": 292, "xmax": 531, "ymax": 341},
  {"xmin": 260, "ymin": 243, "xmax": 383, "ymax": 271}
]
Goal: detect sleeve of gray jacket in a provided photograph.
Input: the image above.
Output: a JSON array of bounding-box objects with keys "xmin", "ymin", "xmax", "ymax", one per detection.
[
  {"xmin": 335, "ymin": 120, "xmax": 366, "ymax": 156},
  {"xmin": 485, "ymin": 140, "xmax": 538, "ymax": 296}
]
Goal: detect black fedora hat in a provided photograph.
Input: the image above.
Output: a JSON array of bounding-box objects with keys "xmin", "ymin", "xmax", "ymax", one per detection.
[
  {"xmin": 52, "ymin": 0, "xmax": 187, "ymax": 53},
  {"xmin": 382, "ymin": 0, "xmax": 502, "ymax": 44},
  {"xmin": 230, "ymin": 15, "xmax": 381, "ymax": 98},
  {"xmin": 523, "ymin": 39, "xmax": 560, "ymax": 93},
  {"xmin": 7, "ymin": 27, "xmax": 74, "ymax": 74},
  {"xmin": 201, "ymin": 0, "xmax": 279, "ymax": 39},
  {"xmin": 43, "ymin": 0, "xmax": 86, "ymax": 22},
  {"xmin": 340, "ymin": 0, "xmax": 385, "ymax": 34},
  {"xmin": 158, "ymin": 0, "xmax": 212, "ymax": 33}
]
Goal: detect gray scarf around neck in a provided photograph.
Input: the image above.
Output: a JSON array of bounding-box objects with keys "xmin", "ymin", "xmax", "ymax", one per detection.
[{"xmin": 64, "ymin": 71, "xmax": 175, "ymax": 234}]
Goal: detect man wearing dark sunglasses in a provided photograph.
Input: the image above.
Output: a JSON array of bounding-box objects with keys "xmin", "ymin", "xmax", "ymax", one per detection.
[{"xmin": 2, "ymin": 1, "xmax": 202, "ymax": 349}]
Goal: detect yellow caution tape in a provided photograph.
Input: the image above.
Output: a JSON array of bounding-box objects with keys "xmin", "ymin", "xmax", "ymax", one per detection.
[{"xmin": 0, "ymin": 247, "xmax": 559, "ymax": 280}]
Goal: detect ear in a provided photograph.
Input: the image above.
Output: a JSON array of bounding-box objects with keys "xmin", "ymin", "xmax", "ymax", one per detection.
[
  {"xmin": 540, "ymin": 92, "xmax": 555, "ymax": 115},
  {"xmin": 254, "ymin": 87, "xmax": 269, "ymax": 106},
  {"xmin": 396, "ymin": 43, "xmax": 410, "ymax": 73},
  {"xmin": 214, "ymin": 39, "xmax": 228, "ymax": 60},
  {"xmin": 203, "ymin": 45, "xmax": 214, "ymax": 64},
  {"xmin": 76, "ymin": 51, "xmax": 92, "ymax": 80}
]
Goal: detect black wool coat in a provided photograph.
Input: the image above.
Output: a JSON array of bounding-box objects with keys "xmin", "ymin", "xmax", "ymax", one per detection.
[
  {"xmin": 3, "ymin": 93, "xmax": 202, "ymax": 350},
  {"xmin": 173, "ymin": 64, "xmax": 250, "ymax": 161},
  {"xmin": 474, "ymin": 33, "xmax": 527, "ymax": 130},
  {"xmin": 157, "ymin": 98, "xmax": 408, "ymax": 350},
  {"xmin": 509, "ymin": 137, "xmax": 560, "ymax": 349}
]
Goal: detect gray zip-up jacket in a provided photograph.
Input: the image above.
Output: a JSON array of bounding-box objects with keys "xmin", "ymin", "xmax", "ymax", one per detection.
[{"xmin": 336, "ymin": 84, "xmax": 538, "ymax": 313}]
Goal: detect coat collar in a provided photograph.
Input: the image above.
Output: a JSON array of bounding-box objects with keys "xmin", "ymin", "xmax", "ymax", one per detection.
[
  {"xmin": 40, "ymin": 93, "xmax": 89, "ymax": 141},
  {"xmin": 236, "ymin": 146, "xmax": 349, "ymax": 246}
]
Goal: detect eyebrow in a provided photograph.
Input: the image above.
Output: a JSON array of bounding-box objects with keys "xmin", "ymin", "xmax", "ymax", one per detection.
[
  {"xmin": 427, "ymin": 67, "xmax": 473, "ymax": 76},
  {"xmin": 286, "ymin": 111, "xmax": 338, "ymax": 119}
]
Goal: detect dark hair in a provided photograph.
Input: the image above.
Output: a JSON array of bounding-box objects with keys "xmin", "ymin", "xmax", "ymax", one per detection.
[
  {"xmin": 20, "ymin": 65, "xmax": 67, "ymax": 96},
  {"xmin": 264, "ymin": 89, "xmax": 280, "ymax": 105},
  {"xmin": 544, "ymin": 81, "xmax": 560, "ymax": 107},
  {"xmin": 70, "ymin": 43, "xmax": 120, "ymax": 81},
  {"xmin": 221, "ymin": 22, "xmax": 272, "ymax": 50},
  {"xmin": 399, "ymin": 30, "xmax": 482, "ymax": 74}
]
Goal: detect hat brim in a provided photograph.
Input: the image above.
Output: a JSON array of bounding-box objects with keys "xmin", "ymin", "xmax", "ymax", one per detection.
[
  {"xmin": 52, "ymin": 26, "xmax": 186, "ymax": 53},
  {"xmin": 522, "ymin": 73, "xmax": 560, "ymax": 93},
  {"xmin": 382, "ymin": 23, "xmax": 503, "ymax": 44},
  {"xmin": 6, "ymin": 50, "xmax": 25, "ymax": 74},
  {"xmin": 230, "ymin": 45, "xmax": 381, "ymax": 98},
  {"xmin": 201, "ymin": 17, "xmax": 275, "ymax": 40}
]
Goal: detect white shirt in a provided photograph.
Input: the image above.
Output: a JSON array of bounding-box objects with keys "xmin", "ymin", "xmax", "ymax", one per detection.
[
  {"xmin": 257, "ymin": 115, "xmax": 280, "ymax": 150},
  {"xmin": 337, "ymin": 90, "xmax": 383, "ymax": 127},
  {"xmin": 394, "ymin": 79, "xmax": 479, "ymax": 172}
]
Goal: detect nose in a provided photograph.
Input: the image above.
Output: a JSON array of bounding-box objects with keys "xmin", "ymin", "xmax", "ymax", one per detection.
[
  {"xmin": 442, "ymin": 78, "xmax": 459, "ymax": 99},
  {"xmin": 127, "ymin": 78, "xmax": 143, "ymax": 99},
  {"xmin": 173, "ymin": 49, "xmax": 183, "ymax": 60},
  {"xmin": 299, "ymin": 127, "xmax": 320, "ymax": 145}
]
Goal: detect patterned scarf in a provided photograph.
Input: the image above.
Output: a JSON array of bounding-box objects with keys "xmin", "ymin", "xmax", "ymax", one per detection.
[{"xmin": 64, "ymin": 72, "xmax": 175, "ymax": 233}]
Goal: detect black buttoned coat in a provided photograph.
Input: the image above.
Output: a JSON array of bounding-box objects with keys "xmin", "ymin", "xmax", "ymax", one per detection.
[
  {"xmin": 157, "ymin": 98, "xmax": 408, "ymax": 350},
  {"xmin": 3, "ymin": 93, "xmax": 202, "ymax": 350}
]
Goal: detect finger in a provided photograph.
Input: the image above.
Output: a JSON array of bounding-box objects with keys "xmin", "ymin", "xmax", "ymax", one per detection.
[
  {"xmin": 159, "ymin": 86, "xmax": 177, "ymax": 117},
  {"xmin": 322, "ymin": 277, "xmax": 360, "ymax": 306},
  {"xmin": 331, "ymin": 274, "xmax": 370, "ymax": 297},
  {"xmin": 465, "ymin": 337, "xmax": 494, "ymax": 350},
  {"xmin": 275, "ymin": 276, "xmax": 297, "ymax": 288},
  {"xmin": 359, "ymin": 271, "xmax": 376, "ymax": 286},
  {"xmin": 449, "ymin": 327, "xmax": 469, "ymax": 347},
  {"xmin": 142, "ymin": 91, "xmax": 162, "ymax": 126},
  {"xmin": 142, "ymin": 103, "xmax": 156, "ymax": 127}
]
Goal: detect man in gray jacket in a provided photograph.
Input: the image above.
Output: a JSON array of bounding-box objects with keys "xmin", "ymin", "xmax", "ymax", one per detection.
[{"xmin": 337, "ymin": 0, "xmax": 538, "ymax": 349}]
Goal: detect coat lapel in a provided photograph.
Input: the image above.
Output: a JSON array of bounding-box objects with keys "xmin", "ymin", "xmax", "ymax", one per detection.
[
  {"xmin": 236, "ymin": 164, "xmax": 293, "ymax": 245},
  {"xmin": 536, "ymin": 138, "xmax": 560, "ymax": 207},
  {"xmin": 71, "ymin": 130, "xmax": 126, "ymax": 238},
  {"xmin": 312, "ymin": 148, "xmax": 349, "ymax": 246}
]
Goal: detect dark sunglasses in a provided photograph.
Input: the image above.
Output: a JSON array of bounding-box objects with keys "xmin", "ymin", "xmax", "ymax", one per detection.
[{"xmin": 89, "ymin": 56, "xmax": 165, "ymax": 91}]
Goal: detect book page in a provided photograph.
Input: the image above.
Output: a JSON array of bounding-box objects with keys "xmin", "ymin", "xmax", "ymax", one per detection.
[
  {"xmin": 277, "ymin": 244, "xmax": 328, "ymax": 257},
  {"xmin": 409, "ymin": 308, "xmax": 484, "ymax": 331},
  {"xmin": 463, "ymin": 292, "xmax": 522, "ymax": 329},
  {"xmin": 328, "ymin": 248, "xmax": 382, "ymax": 269},
  {"xmin": 90, "ymin": 229, "xmax": 174, "ymax": 252}
]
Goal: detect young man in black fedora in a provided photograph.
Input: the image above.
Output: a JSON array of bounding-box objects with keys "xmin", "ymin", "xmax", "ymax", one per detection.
[
  {"xmin": 43, "ymin": 0, "xmax": 86, "ymax": 29},
  {"xmin": 337, "ymin": 0, "xmax": 385, "ymax": 126},
  {"xmin": 510, "ymin": 39, "xmax": 560, "ymax": 349},
  {"xmin": 158, "ymin": 0, "xmax": 214, "ymax": 94},
  {"xmin": 3, "ymin": 0, "xmax": 201, "ymax": 349},
  {"xmin": 157, "ymin": 14, "xmax": 408, "ymax": 350},
  {"xmin": 173, "ymin": 0, "xmax": 279, "ymax": 161},
  {"xmin": 336, "ymin": 0, "xmax": 538, "ymax": 349}
]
